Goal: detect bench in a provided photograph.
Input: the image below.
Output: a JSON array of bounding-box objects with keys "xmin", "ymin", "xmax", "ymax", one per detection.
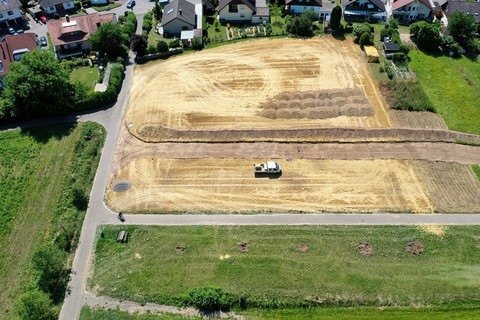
[{"xmin": 116, "ymin": 230, "xmax": 128, "ymax": 243}]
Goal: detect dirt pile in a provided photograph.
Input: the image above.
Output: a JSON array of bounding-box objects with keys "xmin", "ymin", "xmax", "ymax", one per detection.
[
  {"xmin": 297, "ymin": 243, "xmax": 309, "ymax": 252},
  {"xmin": 358, "ymin": 243, "xmax": 374, "ymax": 256},
  {"xmin": 175, "ymin": 245, "xmax": 185, "ymax": 254},
  {"xmin": 406, "ymin": 241, "xmax": 424, "ymax": 255},
  {"xmin": 238, "ymin": 242, "xmax": 249, "ymax": 253}
]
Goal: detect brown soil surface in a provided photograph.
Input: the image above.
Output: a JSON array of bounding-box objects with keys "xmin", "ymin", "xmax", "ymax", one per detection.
[
  {"xmin": 358, "ymin": 243, "xmax": 374, "ymax": 256},
  {"xmin": 406, "ymin": 241, "xmax": 424, "ymax": 255},
  {"xmin": 125, "ymin": 37, "xmax": 392, "ymax": 142},
  {"xmin": 175, "ymin": 245, "xmax": 185, "ymax": 254},
  {"xmin": 388, "ymin": 110, "xmax": 448, "ymax": 130},
  {"xmin": 297, "ymin": 243, "xmax": 309, "ymax": 252},
  {"xmin": 238, "ymin": 242, "xmax": 248, "ymax": 253}
]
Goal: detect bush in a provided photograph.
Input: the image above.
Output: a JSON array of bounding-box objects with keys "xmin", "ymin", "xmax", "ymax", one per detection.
[
  {"xmin": 191, "ymin": 37, "xmax": 203, "ymax": 50},
  {"xmin": 359, "ymin": 31, "xmax": 373, "ymax": 49},
  {"xmin": 15, "ymin": 290, "xmax": 57, "ymax": 320},
  {"xmin": 386, "ymin": 80, "xmax": 435, "ymax": 112},
  {"xmin": 169, "ymin": 39, "xmax": 181, "ymax": 48},
  {"xmin": 180, "ymin": 286, "xmax": 235, "ymax": 311},
  {"xmin": 147, "ymin": 44, "xmax": 157, "ymax": 54},
  {"xmin": 156, "ymin": 40, "xmax": 169, "ymax": 53},
  {"xmin": 353, "ymin": 23, "xmax": 371, "ymax": 42}
]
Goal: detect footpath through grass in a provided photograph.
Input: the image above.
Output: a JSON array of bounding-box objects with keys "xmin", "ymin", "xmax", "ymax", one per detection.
[
  {"xmin": 409, "ymin": 50, "xmax": 480, "ymax": 135},
  {"xmin": 0, "ymin": 123, "xmax": 105, "ymax": 319},
  {"xmin": 91, "ymin": 225, "xmax": 480, "ymax": 309}
]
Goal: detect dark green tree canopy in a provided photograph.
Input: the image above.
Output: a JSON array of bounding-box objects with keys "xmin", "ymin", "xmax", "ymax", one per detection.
[
  {"xmin": 3, "ymin": 50, "xmax": 74, "ymax": 119},
  {"xmin": 131, "ymin": 34, "xmax": 148, "ymax": 56},
  {"xmin": 89, "ymin": 22, "xmax": 129, "ymax": 58},
  {"xmin": 15, "ymin": 290, "xmax": 57, "ymax": 320},
  {"xmin": 410, "ymin": 21, "xmax": 441, "ymax": 52},
  {"xmin": 330, "ymin": 6, "xmax": 342, "ymax": 31},
  {"xmin": 288, "ymin": 10, "xmax": 317, "ymax": 37},
  {"xmin": 448, "ymin": 11, "xmax": 477, "ymax": 48}
]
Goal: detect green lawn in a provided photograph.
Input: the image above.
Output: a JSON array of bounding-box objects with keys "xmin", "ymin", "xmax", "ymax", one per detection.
[
  {"xmin": 242, "ymin": 305, "xmax": 480, "ymax": 319},
  {"xmin": 472, "ymin": 165, "xmax": 480, "ymax": 182},
  {"xmin": 80, "ymin": 307, "xmax": 200, "ymax": 319},
  {"xmin": 70, "ymin": 66, "xmax": 100, "ymax": 90},
  {"xmin": 91, "ymin": 226, "xmax": 480, "ymax": 309},
  {"xmin": 409, "ymin": 50, "xmax": 480, "ymax": 135},
  {"xmin": 92, "ymin": 3, "xmax": 121, "ymax": 12},
  {"xmin": 0, "ymin": 123, "xmax": 105, "ymax": 320}
]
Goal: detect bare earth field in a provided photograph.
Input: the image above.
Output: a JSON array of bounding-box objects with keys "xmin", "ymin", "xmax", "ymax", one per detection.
[{"xmin": 108, "ymin": 38, "xmax": 480, "ymax": 214}]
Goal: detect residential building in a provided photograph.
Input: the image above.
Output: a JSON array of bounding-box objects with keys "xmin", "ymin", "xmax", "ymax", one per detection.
[
  {"xmin": 392, "ymin": 0, "xmax": 434, "ymax": 24},
  {"xmin": 40, "ymin": 0, "xmax": 75, "ymax": 15},
  {"xmin": 162, "ymin": 0, "xmax": 196, "ymax": 36},
  {"xmin": 342, "ymin": 0, "xmax": 386, "ymax": 22},
  {"xmin": 285, "ymin": 0, "xmax": 323, "ymax": 15},
  {"xmin": 218, "ymin": 0, "xmax": 270, "ymax": 24},
  {"xmin": 47, "ymin": 13, "xmax": 116, "ymax": 59},
  {"xmin": 0, "ymin": 0, "xmax": 23, "ymax": 28},
  {"xmin": 447, "ymin": 0, "xmax": 480, "ymax": 22},
  {"xmin": 0, "ymin": 33, "xmax": 39, "ymax": 86}
]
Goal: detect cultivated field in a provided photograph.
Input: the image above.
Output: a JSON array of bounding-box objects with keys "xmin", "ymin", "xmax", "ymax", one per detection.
[{"xmin": 109, "ymin": 38, "xmax": 480, "ymax": 214}]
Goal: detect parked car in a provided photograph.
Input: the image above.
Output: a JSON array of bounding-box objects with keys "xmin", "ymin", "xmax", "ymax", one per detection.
[
  {"xmin": 23, "ymin": 23, "xmax": 31, "ymax": 30},
  {"xmin": 8, "ymin": 27, "xmax": 15, "ymax": 35},
  {"xmin": 126, "ymin": 0, "xmax": 135, "ymax": 8},
  {"xmin": 16, "ymin": 29, "xmax": 24, "ymax": 34},
  {"xmin": 39, "ymin": 36, "xmax": 47, "ymax": 47},
  {"xmin": 39, "ymin": 16, "xmax": 48, "ymax": 24}
]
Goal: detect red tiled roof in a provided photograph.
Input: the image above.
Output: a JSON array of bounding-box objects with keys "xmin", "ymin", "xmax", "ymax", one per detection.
[
  {"xmin": 47, "ymin": 13, "xmax": 116, "ymax": 47},
  {"xmin": 0, "ymin": 33, "xmax": 38, "ymax": 75}
]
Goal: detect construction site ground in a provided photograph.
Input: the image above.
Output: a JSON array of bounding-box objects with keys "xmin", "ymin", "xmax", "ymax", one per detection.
[{"xmin": 107, "ymin": 38, "xmax": 480, "ymax": 214}]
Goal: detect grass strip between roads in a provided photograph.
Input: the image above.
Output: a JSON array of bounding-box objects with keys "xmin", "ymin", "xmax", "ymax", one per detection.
[
  {"xmin": 80, "ymin": 307, "xmax": 199, "ymax": 319},
  {"xmin": 91, "ymin": 225, "xmax": 480, "ymax": 309}
]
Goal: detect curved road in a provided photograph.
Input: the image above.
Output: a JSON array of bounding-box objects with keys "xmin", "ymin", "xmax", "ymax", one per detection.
[{"xmin": 1, "ymin": 3, "xmax": 472, "ymax": 317}]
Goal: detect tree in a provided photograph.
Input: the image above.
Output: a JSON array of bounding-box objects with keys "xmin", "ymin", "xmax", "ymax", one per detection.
[
  {"xmin": 330, "ymin": 6, "xmax": 342, "ymax": 31},
  {"xmin": 32, "ymin": 244, "xmax": 68, "ymax": 302},
  {"xmin": 388, "ymin": 18, "xmax": 399, "ymax": 31},
  {"xmin": 409, "ymin": 21, "xmax": 441, "ymax": 52},
  {"xmin": 192, "ymin": 37, "xmax": 204, "ymax": 50},
  {"xmin": 353, "ymin": 23, "xmax": 372, "ymax": 42},
  {"xmin": 448, "ymin": 11, "xmax": 477, "ymax": 49},
  {"xmin": 157, "ymin": 40, "xmax": 169, "ymax": 53},
  {"xmin": 15, "ymin": 290, "xmax": 57, "ymax": 320},
  {"xmin": 288, "ymin": 11, "xmax": 317, "ymax": 37},
  {"xmin": 153, "ymin": 0, "xmax": 162, "ymax": 20},
  {"xmin": 359, "ymin": 31, "xmax": 373, "ymax": 49},
  {"xmin": 2, "ymin": 50, "xmax": 75, "ymax": 119},
  {"xmin": 89, "ymin": 22, "xmax": 128, "ymax": 58},
  {"xmin": 131, "ymin": 34, "xmax": 148, "ymax": 56}
]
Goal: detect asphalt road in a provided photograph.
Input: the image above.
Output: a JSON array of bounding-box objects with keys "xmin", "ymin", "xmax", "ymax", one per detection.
[{"xmin": 8, "ymin": 4, "xmax": 478, "ymax": 318}]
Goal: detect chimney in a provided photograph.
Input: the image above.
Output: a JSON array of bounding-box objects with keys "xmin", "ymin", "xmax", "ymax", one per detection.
[
  {"xmin": 66, "ymin": 14, "xmax": 70, "ymax": 22},
  {"xmin": 179, "ymin": 9, "xmax": 182, "ymax": 15}
]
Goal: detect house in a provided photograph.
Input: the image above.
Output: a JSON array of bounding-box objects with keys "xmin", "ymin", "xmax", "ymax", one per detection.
[
  {"xmin": 90, "ymin": 0, "xmax": 109, "ymax": 5},
  {"xmin": 342, "ymin": 0, "xmax": 386, "ymax": 23},
  {"xmin": 161, "ymin": 0, "xmax": 196, "ymax": 36},
  {"xmin": 0, "ymin": 33, "xmax": 39, "ymax": 87},
  {"xmin": 0, "ymin": 0, "xmax": 23, "ymax": 28},
  {"xmin": 285, "ymin": 0, "xmax": 322, "ymax": 16},
  {"xmin": 447, "ymin": 0, "xmax": 480, "ymax": 22},
  {"xmin": 40, "ymin": 0, "xmax": 75, "ymax": 15},
  {"xmin": 218, "ymin": 0, "xmax": 270, "ymax": 24},
  {"xmin": 392, "ymin": 0, "xmax": 434, "ymax": 24},
  {"xmin": 47, "ymin": 13, "xmax": 116, "ymax": 59}
]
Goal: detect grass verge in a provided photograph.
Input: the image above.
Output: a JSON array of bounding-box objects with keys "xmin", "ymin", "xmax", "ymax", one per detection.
[
  {"xmin": 80, "ymin": 307, "xmax": 200, "ymax": 319},
  {"xmin": 409, "ymin": 50, "xmax": 480, "ymax": 135},
  {"xmin": 91, "ymin": 225, "xmax": 480, "ymax": 309},
  {"xmin": 472, "ymin": 164, "xmax": 480, "ymax": 182},
  {"xmin": 0, "ymin": 122, "xmax": 105, "ymax": 319}
]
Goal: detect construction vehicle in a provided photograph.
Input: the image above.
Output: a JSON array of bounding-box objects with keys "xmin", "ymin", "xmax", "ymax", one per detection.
[{"xmin": 253, "ymin": 161, "xmax": 282, "ymax": 174}]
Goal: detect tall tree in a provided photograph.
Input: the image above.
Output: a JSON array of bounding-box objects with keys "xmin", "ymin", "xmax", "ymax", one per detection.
[
  {"xmin": 448, "ymin": 11, "xmax": 476, "ymax": 49},
  {"xmin": 410, "ymin": 21, "xmax": 441, "ymax": 52},
  {"xmin": 131, "ymin": 34, "xmax": 148, "ymax": 56},
  {"xmin": 89, "ymin": 22, "xmax": 129, "ymax": 58},
  {"xmin": 330, "ymin": 6, "xmax": 342, "ymax": 31},
  {"xmin": 3, "ymin": 50, "xmax": 74, "ymax": 119},
  {"xmin": 153, "ymin": 0, "xmax": 162, "ymax": 20}
]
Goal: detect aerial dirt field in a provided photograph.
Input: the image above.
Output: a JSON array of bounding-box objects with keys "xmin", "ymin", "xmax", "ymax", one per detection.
[
  {"xmin": 125, "ymin": 37, "xmax": 392, "ymax": 142},
  {"xmin": 108, "ymin": 37, "xmax": 480, "ymax": 214}
]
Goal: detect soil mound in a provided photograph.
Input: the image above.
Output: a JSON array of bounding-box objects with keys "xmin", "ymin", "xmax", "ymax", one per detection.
[
  {"xmin": 406, "ymin": 241, "xmax": 424, "ymax": 255},
  {"xmin": 297, "ymin": 243, "xmax": 309, "ymax": 252},
  {"xmin": 175, "ymin": 244, "xmax": 186, "ymax": 254},
  {"xmin": 238, "ymin": 242, "xmax": 249, "ymax": 253},
  {"xmin": 358, "ymin": 243, "xmax": 374, "ymax": 256}
]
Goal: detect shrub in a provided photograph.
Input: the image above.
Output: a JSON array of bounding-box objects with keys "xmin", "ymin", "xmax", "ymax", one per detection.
[
  {"xmin": 387, "ymin": 80, "xmax": 435, "ymax": 112},
  {"xmin": 156, "ymin": 40, "xmax": 169, "ymax": 53},
  {"xmin": 169, "ymin": 39, "xmax": 181, "ymax": 48},
  {"xmin": 380, "ymin": 28, "xmax": 389, "ymax": 41},
  {"xmin": 180, "ymin": 286, "xmax": 235, "ymax": 311},
  {"xmin": 353, "ymin": 23, "xmax": 371, "ymax": 42},
  {"xmin": 147, "ymin": 44, "xmax": 157, "ymax": 54},
  {"xmin": 15, "ymin": 290, "xmax": 57, "ymax": 320},
  {"xmin": 359, "ymin": 31, "xmax": 373, "ymax": 49}
]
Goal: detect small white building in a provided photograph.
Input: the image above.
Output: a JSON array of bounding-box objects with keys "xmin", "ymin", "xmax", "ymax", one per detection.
[
  {"xmin": 218, "ymin": 0, "xmax": 269, "ymax": 24},
  {"xmin": 40, "ymin": 0, "xmax": 75, "ymax": 15}
]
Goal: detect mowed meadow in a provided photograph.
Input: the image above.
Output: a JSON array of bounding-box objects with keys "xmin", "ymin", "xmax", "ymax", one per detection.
[
  {"xmin": 91, "ymin": 226, "xmax": 480, "ymax": 309},
  {"xmin": 0, "ymin": 123, "xmax": 105, "ymax": 319}
]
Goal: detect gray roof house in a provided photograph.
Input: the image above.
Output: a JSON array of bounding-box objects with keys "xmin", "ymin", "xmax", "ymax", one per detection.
[
  {"xmin": 40, "ymin": 0, "xmax": 75, "ymax": 15},
  {"xmin": 342, "ymin": 0, "xmax": 386, "ymax": 23},
  {"xmin": 161, "ymin": 0, "xmax": 196, "ymax": 36},
  {"xmin": 447, "ymin": 0, "xmax": 480, "ymax": 22},
  {"xmin": 218, "ymin": 0, "xmax": 269, "ymax": 24},
  {"xmin": 0, "ymin": 0, "xmax": 23, "ymax": 27}
]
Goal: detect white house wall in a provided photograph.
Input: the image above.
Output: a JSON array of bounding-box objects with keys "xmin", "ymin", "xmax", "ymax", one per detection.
[
  {"xmin": 393, "ymin": 1, "xmax": 431, "ymax": 21},
  {"xmin": 290, "ymin": 4, "xmax": 320, "ymax": 15},
  {"xmin": 0, "ymin": 8, "xmax": 22, "ymax": 23},
  {"xmin": 219, "ymin": 6, "xmax": 253, "ymax": 21}
]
